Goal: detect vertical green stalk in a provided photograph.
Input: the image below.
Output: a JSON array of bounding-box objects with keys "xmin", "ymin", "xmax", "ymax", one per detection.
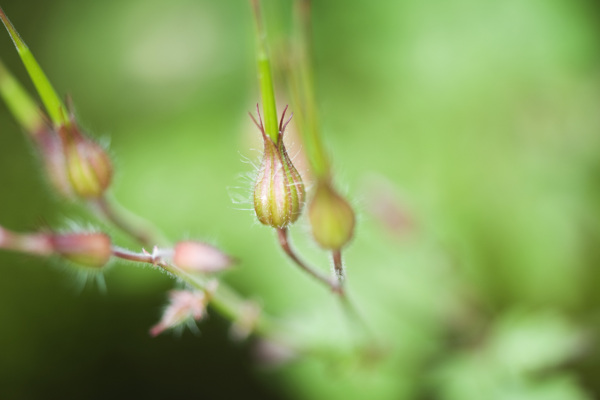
[
  {"xmin": 0, "ymin": 59, "xmax": 45, "ymax": 135},
  {"xmin": 250, "ymin": 0, "xmax": 279, "ymax": 143},
  {"xmin": 0, "ymin": 7, "xmax": 70, "ymax": 128},
  {"xmin": 289, "ymin": 0, "xmax": 330, "ymax": 178}
]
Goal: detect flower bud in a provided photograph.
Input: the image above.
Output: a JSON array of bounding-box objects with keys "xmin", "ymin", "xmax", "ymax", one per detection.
[
  {"xmin": 252, "ymin": 107, "xmax": 305, "ymax": 228},
  {"xmin": 51, "ymin": 232, "xmax": 112, "ymax": 268},
  {"xmin": 150, "ymin": 289, "xmax": 211, "ymax": 337},
  {"xmin": 308, "ymin": 181, "xmax": 355, "ymax": 250},
  {"xmin": 172, "ymin": 241, "xmax": 234, "ymax": 273},
  {"xmin": 57, "ymin": 120, "xmax": 112, "ymax": 199}
]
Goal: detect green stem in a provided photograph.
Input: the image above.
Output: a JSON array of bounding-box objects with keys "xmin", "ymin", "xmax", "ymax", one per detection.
[
  {"xmin": 250, "ymin": 0, "xmax": 279, "ymax": 143},
  {"xmin": 0, "ymin": 6, "xmax": 70, "ymax": 128},
  {"xmin": 92, "ymin": 196, "xmax": 170, "ymax": 248},
  {"xmin": 287, "ymin": 0, "xmax": 330, "ymax": 178}
]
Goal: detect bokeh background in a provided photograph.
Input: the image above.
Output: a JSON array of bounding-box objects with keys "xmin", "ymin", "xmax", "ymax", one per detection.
[{"xmin": 1, "ymin": 0, "xmax": 600, "ymax": 399}]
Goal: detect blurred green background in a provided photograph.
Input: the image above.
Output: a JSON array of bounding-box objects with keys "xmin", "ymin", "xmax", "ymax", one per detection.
[{"xmin": 1, "ymin": 0, "xmax": 600, "ymax": 399}]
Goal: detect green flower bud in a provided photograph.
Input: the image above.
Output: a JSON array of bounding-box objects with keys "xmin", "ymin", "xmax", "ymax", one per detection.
[
  {"xmin": 252, "ymin": 106, "xmax": 305, "ymax": 228},
  {"xmin": 57, "ymin": 120, "xmax": 113, "ymax": 199},
  {"xmin": 308, "ymin": 181, "xmax": 355, "ymax": 250}
]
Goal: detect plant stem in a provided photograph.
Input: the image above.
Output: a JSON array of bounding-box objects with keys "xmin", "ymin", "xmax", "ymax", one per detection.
[
  {"xmin": 276, "ymin": 228, "xmax": 341, "ymax": 293},
  {"xmin": 250, "ymin": 0, "xmax": 279, "ymax": 143},
  {"xmin": 332, "ymin": 249, "xmax": 344, "ymax": 284},
  {"xmin": 331, "ymin": 250, "xmax": 375, "ymax": 343},
  {"xmin": 0, "ymin": 7, "xmax": 70, "ymax": 128},
  {"xmin": 111, "ymin": 246, "xmax": 276, "ymax": 337},
  {"xmin": 286, "ymin": 0, "xmax": 330, "ymax": 178},
  {"xmin": 91, "ymin": 196, "xmax": 169, "ymax": 248}
]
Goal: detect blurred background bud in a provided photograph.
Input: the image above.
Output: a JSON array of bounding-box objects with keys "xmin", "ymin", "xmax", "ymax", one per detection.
[
  {"xmin": 150, "ymin": 290, "xmax": 208, "ymax": 337},
  {"xmin": 308, "ymin": 180, "xmax": 355, "ymax": 250},
  {"xmin": 172, "ymin": 240, "xmax": 233, "ymax": 273},
  {"xmin": 51, "ymin": 232, "xmax": 111, "ymax": 268}
]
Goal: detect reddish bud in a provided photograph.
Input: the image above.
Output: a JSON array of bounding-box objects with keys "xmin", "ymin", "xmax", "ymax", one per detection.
[
  {"xmin": 172, "ymin": 241, "xmax": 234, "ymax": 273},
  {"xmin": 51, "ymin": 232, "xmax": 112, "ymax": 268},
  {"xmin": 308, "ymin": 181, "xmax": 355, "ymax": 250},
  {"xmin": 252, "ymin": 106, "xmax": 305, "ymax": 228}
]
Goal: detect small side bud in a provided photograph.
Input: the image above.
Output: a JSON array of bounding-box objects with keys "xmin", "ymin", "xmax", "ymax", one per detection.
[
  {"xmin": 51, "ymin": 232, "xmax": 112, "ymax": 268},
  {"xmin": 150, "ymin": 290, "xmax": 211, "ymax": 337},
  {"xmin": 252, "ymin": 106, "xmax": 305, "ymax": 228},
  {"xmin": 57, "ymin": 119, "xmax": 112, "ymax": 199},
  {"xmin": 308, "ymin": 181, "xmax": 355, "ymax": 250},
  {"xmin": 172, "ymin": 241, "xmax": 234, "ymax": 273}
]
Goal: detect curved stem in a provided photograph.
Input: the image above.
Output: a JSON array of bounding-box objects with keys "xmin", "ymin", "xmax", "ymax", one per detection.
[
  {"xmin": 97, "ymin": 196, "xmax": 283, "ymax": 340},
  {"xmin": 276, "ymin": 228, "xmax": 341, "ymax": 293},
  {"xmin": 91, "ymin": 196, "xmax": 169, "ymax": 248}
]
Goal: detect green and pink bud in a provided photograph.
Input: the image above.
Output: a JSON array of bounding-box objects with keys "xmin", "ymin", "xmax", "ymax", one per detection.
[
  {"xmin": 57, "ymin": 119, "xmax": 113, "ymax": 199},
  {"xmin": 252, "ymin": 106, "xmax": 306, "ymax": 228}
]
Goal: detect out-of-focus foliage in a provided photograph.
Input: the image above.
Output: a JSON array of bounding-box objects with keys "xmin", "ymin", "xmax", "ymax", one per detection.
[{"xmin": 0, "ymin": 0, "xmax": 599, "ymax": 399}]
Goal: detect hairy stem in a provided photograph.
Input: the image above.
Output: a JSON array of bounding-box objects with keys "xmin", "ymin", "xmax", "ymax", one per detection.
[
  {"xmin": 276, "ymin": 228, "xmax": 341, "ymax": 293},
  {"xmin": 111, "ymin": 246, "xmax": 276, "ymax": 337}
]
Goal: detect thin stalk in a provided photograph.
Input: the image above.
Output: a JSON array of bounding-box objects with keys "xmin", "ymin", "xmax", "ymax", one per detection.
[
  {"xmin": 332, "ymin": 249, "xmax": 344, "ymax": 284},
  {"xmin": 331, "ymin": 250, "xmax": 376, "ymax": 342},
  {"xmin": 91, "ymin": 196, "xmax": 169, "ymax": 248},
  {"xmin": 250, "ymin": 0, "xmax": 279, "ymax": 143},
  {"xmin": 287, "ymin": 0, "xmax": 330, "ymax": 178},
  {"xmin": 276, "ymin": 228, "xmax": 341, "ymax": 293},
  {"xmin": 0, "ymin": 7, "xmax": 70, "ymax": 128},
  {"xmin": 111, "ymin": 246, "xmax": 276, "ymax": 337}
]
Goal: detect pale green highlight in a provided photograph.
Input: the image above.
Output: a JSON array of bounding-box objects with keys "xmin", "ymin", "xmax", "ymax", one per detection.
[
  {"xmin": 0, "ymin": 59, "xmax": 44, "ymax": 134},
  {"xmin": 0, "ymin": 7, "xmax": 70, "ymax": 128}
]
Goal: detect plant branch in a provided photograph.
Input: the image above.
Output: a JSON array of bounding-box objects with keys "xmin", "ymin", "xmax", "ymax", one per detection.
[
  {"xmin": 91, "ymin": 196, "xmax": 169, "ymax": 248},
  {"xmin": 111, "ymin": 246, "xmax": 276, "ymax": 337},
  {"xmin": 276, "ymin": 228, "xmax": 341, "ymax": 293}
]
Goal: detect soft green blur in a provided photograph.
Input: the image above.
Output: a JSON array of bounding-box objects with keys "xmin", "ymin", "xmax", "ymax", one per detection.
[{"xmin": 1, "ymin": 0, "xmax": 600, "ymax": 399}]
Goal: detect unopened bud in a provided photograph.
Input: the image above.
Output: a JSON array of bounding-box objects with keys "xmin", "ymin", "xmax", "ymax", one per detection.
[
  {"xmin": 51, "ymin": 232, "xmax": 112, "ymax": 268},
  {"xmin": 57, "ymin": 120, "xmax": 112, "ymax": 199},
  {"xmin": 252, "ymin": 107, "xmax": 305, "ymax": 228},
  {"xmin": 150, "ymin": 290, "xmax": 211, "ymax": 337},
  {"xmin": 172, "ymin": 241, "xmax": 234, "ymax": 273},
  {"xmin": 308, "ymin": 181, "xmax": 355, "ymax": 250}
]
